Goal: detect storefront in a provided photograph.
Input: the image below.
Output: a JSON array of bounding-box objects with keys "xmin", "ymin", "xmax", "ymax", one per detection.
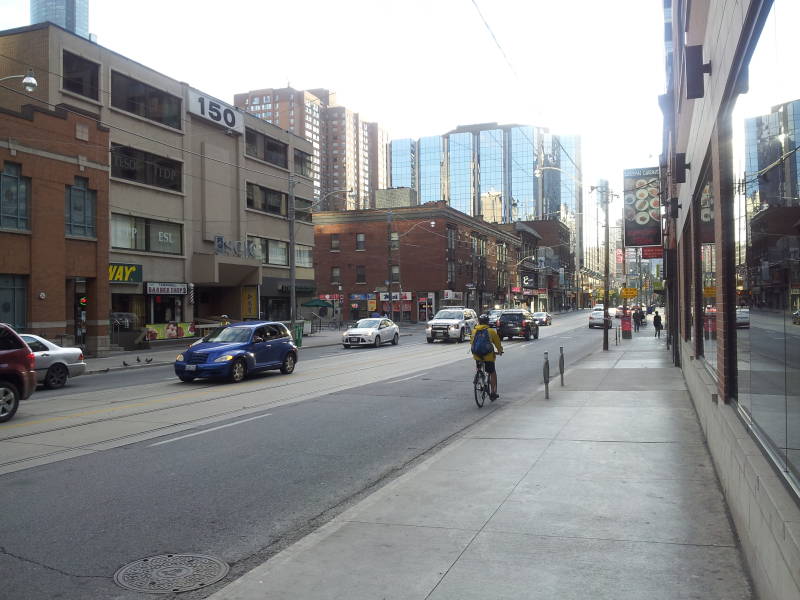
[
  {"xmin": 144, "ymin": 282, "xmax": 193, "ymax": 341},
  {"xmin": 378, "ymin": 291, "xmax": 411, "ymax": 321},
  {"xmin": 261, "ymin": 276, "xmax": 315, "ymax": 322}
]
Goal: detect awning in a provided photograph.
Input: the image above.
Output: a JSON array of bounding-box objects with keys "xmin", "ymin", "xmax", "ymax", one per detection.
[{"xmin": 301, "ymin": 299, "xmax": 333, "ymax": 308}]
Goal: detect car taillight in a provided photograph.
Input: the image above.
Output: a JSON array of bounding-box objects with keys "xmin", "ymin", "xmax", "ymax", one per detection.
[
  {"xmin": 522, "ymin": 320, "xmax": 528, "ymax": 326},
  {"xmin": 26, "ymin": 352, "xmax": 35, "ymax": 370},
  {"xmin": 78, "ymin": 352, "xmax": 84, "ymax": 361}
]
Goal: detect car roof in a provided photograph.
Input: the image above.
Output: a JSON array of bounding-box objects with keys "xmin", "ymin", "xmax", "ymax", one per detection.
[{"xmin": 227, "ymin": 321, "xmax": 286, "ymax": 329}]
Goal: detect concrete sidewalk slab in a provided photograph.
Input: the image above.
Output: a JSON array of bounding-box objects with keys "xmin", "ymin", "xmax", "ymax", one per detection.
[{"xmin": 207, "ymin": 336, "xmax": 754, "ymax": 600}]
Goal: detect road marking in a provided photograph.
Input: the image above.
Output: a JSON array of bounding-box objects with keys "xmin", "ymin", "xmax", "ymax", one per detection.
[
  {"xmin": 387, "ymin": 373, "xmax": 425, "ymax": 383},
  {"xmin": 148, "ymin": 413, "xmax": 272, "ymax": 447}
]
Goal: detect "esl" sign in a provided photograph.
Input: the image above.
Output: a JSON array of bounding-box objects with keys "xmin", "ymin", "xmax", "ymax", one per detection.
[{"xmin": 188, "ymin": 89, "xmax": 244, "ymax": 134}]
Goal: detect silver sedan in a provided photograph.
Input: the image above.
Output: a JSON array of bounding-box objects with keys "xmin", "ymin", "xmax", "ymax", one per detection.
[
  {"xmin": 20, "ymin": 334, "xmax": 87, "ymax": 389},
  {"xmin": 342, "ymin": 318, "xmax": 399, "ymax": 348}
]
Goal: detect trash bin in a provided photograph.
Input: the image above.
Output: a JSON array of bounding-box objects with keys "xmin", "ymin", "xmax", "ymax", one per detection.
[{"xmin": 293, "ymin": 324, "xmax": 303, "ymax": 348}]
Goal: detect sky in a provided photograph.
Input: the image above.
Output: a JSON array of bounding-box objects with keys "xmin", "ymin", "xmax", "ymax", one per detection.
[{"xmin": 0, "ymin": 0, "xmax": 667, "ymax": 196}]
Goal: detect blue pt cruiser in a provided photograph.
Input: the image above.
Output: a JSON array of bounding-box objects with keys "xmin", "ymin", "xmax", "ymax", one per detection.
[{"xmin": 174, "ymin": 321, "xmax": 298, "ymax": 383}]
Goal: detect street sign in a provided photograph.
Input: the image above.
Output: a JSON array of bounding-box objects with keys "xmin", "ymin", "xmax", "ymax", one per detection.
[
  {"xmin": 703, "ymin": 286, "xmax": 716, "ymax": 297},
  {"xmin": 621, "ymin": 287, "xmax": 638, "ymax": 299}
]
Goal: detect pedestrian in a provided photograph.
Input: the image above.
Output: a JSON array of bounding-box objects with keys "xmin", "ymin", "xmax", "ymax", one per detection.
[
  {"xmin": 633, "ymin": 309, "xmax": 641, "ymax": 332},
  {"xmin": 653, "ymin": 311, "xmax": 663, "ymax": 338}
]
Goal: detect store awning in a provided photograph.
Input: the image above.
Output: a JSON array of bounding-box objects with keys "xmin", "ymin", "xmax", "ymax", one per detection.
[{"xmin": 301, "ymin": 299, "xmax": 333, "ymax": 308}]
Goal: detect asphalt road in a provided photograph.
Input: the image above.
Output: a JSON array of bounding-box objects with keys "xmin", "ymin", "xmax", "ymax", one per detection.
[{"xmin": 0, "ymin": 311, "xmax": 606, "ymax": 600}]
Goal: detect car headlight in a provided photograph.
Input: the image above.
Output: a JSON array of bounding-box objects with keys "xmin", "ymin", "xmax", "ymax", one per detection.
[
  {"xmin": 449, "ymin": 324, "xmax": 459, "ymax": 330},
  {"xmin": 176, "ymin": 353, "xmax": 184, "ymax": 361},
  {"xmin": 213, "ymin": 355, "xmax": 234, "ymax": 363}
]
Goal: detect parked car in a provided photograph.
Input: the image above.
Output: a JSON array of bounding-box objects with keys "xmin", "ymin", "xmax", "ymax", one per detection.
[
  {"xmin": 20, "ymin": 334, "xmax": 86, "ymax": 389},
  {"xmin": 485, "ymin": 309, "xmax": 505, "ymax": 327},
  {"xmin": 735, "ymin": 308, "xmax": 750, "ymax": 328},
  {"xmin": 793, "ymin": 309, "xmax": 800, "ymax": 325},
  {"xmin": 532, "ymin": 311, "xmax": 552, "ymax": 326},
  {"xmin": 496, "ymin": 310, "xmax": 539, "ymax": 340},
  {"xmin": 589, "ymin": 310, "xmax": 610, "ymax": 328},
  {"xmin": 426, "ymin": 308, "xmax": 478, "ymax": 343},
  {"xmin": 342, "ymin": 318, "xmax": 399, "ymax": 348},
  {"xmin": 174, "ymin": 321, "xmax": 297, "ymax": 383},
  {"xmin": 592, "ymin": 304, "xmax": 606, "ymax": 312},
  {"xmin": 0, "ymin": 323, "xmax": 36, "ymax": 423}
]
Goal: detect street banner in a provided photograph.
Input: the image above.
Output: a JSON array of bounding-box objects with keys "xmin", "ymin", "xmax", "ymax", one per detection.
[{"xmin": 623, "ymin": 166, "xmax": 662, "ymax": 247}]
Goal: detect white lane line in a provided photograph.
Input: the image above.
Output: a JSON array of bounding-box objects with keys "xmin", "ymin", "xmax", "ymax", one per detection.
[
  {"xmin": 148, "ymin": 413, "xmax": 272, "ymax": 447},
  {"xmin": 387, "ymin": 373, "xmax": 425, "ymax": 384}
]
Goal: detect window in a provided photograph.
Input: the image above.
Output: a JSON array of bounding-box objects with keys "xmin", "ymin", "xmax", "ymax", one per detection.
[
  {"xmin": 246, "ymin": 182, "xmax": 286, "ymax": 216},
  {"xmin": 65, "ymin": 177, "xmax": 96, "ymax": 237},
  {"xmin": 268, "ymin": 239, "xmax": 288, "ymax": 265},
  {"xmin": 0, "ymin": 275, "xmax": 26, "ymax": 330},
  {"xmin": 331, "ymin": 267, "xmax": 340, "ymax": 283},
  {"xmin": 356, "ymin": 233, "xmax": 365, "ymax": 250},
  {"xmin": 356, "ymin": 265, "xmax": 366, "ymax": 283},
  {"xmin": 111, "ymin": 71, "xmax": 181, "ymax": 129},
  {"xmin": 294, "ymin": 149, "xmax": 313, "ymax": 178},
  {"xmin": 111, "ymin": 144, "xmax": 182, "ymax": 192},
  {"xmin": 391, "ymin": 265, "xmax": 400, "ymax": 282},
  {"xmin": 244, "ymin": 128, "xmax": 288, "ymax": 168},
  {"xmin": 111, "ymin": 214, "xmax": 182, "ymax": 254},
  {"xmin": 447, "ymin": 260, "xmax": 456, "ymax": 284},
  {"xmin": 330, "ymin": 233, "xmax": 340, "ymax": 250},
  {"xmin": 296, "ymin": 244, "xmax": 313, "ymax": 268},
  {"xmin": 296, "ymin": 198, "xmax": 313, "ymax": 223},
  {"xmin": 447, "ymin": 226, "xmax": 456, "ymax": 249},
  {"xmin": 390, "ymin": 232, "xmax": 399, "ymax": 250},
  {"xmin": 63, "ymin": 51, "xmax": 99, "ymax": 100},
  {"xmin": 0, "ymin": 162, "xmax": 29, "ymax": 230}
]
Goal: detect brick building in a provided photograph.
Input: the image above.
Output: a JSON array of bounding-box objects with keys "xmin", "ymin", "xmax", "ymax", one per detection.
[
  {"xmin": 312, "ymin": 203, "xmax": 528, "ymax": 322},
  {"xmin": 0, "ymin": 103, "xmax": 109, "ymax": 353}
]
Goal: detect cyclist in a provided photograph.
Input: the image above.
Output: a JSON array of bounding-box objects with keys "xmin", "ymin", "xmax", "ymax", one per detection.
[{"xmin": 470, "ymin": 314, "xmax": 504, "ymax": 400}]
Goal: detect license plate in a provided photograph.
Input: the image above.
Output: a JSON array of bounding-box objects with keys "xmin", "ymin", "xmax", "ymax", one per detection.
[
  {"xmin": 185, "ymin": 364, "xmax": 196, "ymax": 371},
  {"xmin": 349, "ymin": 337, "xmax": 359, "ymax": 342},
  {"xmin": 434, "ymin": 332, "xmax": 443, "ymax": 337}
]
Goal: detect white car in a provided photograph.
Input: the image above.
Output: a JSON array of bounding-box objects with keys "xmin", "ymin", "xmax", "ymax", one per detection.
[
  {"xmin": 588, "ymin": 310, "xmax": 610, "ymax": 329},
  {"xmin": 342, "ymin": 318, "xmax": 399, "ymax": 348},
  {"xmin": 735, "ymin": 308, "xmax": 750, "ymax": 328},
  {"xmin": 20, "ymin": 334, "xmax": 86, "ymax": 389},
  {"xmin": 426, "ymin": 308, "xmax": 478, "ymax": 343}
]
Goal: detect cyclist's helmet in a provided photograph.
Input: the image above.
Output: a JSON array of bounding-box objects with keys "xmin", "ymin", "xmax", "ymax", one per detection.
[{"xmin": 478, "ymin": 314, "xmax": 490, "ymax": 325}]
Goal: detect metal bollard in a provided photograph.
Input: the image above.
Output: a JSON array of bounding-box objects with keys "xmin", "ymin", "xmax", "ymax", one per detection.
[
  {"xmin": 559, "ymin": 346, "xmax": 565, "ymax": 386},
  {"xmin": 543, "ymin": 351, "xmax": 550, "ymax": 399}
]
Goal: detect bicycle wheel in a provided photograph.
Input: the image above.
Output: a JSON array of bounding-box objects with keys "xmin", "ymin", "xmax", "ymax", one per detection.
[{"xmin": 474, "ymin": 370, "xmax": 486, "ymax": 408}]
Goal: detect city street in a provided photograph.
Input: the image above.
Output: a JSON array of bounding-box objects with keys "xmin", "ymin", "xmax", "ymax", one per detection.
[{"xmin": 1, "ymin": 312, "xmax": 604, "ymax": 600}]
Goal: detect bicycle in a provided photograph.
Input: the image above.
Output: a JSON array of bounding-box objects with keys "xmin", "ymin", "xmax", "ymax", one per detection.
[{"xmin": 473, "ymin": 360, "xmax": 491, "ymax": 408}]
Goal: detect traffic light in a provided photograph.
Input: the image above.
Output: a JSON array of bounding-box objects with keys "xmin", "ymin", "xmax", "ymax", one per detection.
[{"xmin": 79, "ymin": 296, "xmax": 88, "ymax": 307}]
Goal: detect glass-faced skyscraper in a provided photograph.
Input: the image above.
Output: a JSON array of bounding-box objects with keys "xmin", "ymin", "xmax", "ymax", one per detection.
[
  {"xmin": 418, "ymin": 136, "xmax": 446, "ymax": 203},
  {"xmin": 390, "ymin": 139, "xmax": 417, "ymax": 189},
  {"xmin": 31, "ymin": 0, "xmax": 89, "ymax": 38}
]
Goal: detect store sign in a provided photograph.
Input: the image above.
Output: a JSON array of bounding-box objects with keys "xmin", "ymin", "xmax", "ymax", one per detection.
[
  {"xmin": 215, "ymin": 235, "xmax": 258, "ymax": 259},
  {"xmin": 641, "ymin": 246, "xmax": 663, "ymax": 259},
  {"xmin": 520, "ymin": 272, "xmax": 536, "ymax": 289},
  {"xmin": 533, "ymin": 288, "xmax": 548, "ymax": 295},
  {"xmin": 108, "ymin": 262, "xmax": 142, "ymax": 283},
  {"xmin": 443, "ymin": 290, "xmax": 463, "ymax": 300},
  {"xmin": 188, "ymin": 89, "xmax": 244, "ymax": 133},
  {"xmin": 379, "ymin": 292, "xmax": 412, "ymax": 301},
  {"xmin": 616, "ymin": 248, "xmax": 624, "ymax": 264},
  {"xmin": 623, "ymin": 166, "xmax": 662, "ymax": 247},
  {"xmin": 319, "ymin": 294, "xmax": 342, "ymax": 301},
  {"xmin": 146, "ymin": 282, "xmax": 188, "ymax": 295},
  {"xmin": 703, "ymin": 286, "xmax": 717, "ymax": 297},
  {"xmin": 241, "ymin": 286, "xmax": 258, "ymax": 318},
  {"xmin": 511, "ymin": 286, "xmax": 522, "ymax": 293}
]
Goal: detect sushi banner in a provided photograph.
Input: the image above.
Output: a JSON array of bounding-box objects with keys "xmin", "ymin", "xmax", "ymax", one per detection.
[{"xmin": 623, "ymin": 166, "xmax": 662, "ymax": 247}]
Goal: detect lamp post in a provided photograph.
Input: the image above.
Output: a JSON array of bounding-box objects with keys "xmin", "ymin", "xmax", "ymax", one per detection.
[
  {"xmin": 0, "ymin": 69, "xmax": 37, "ymax": 92},
  {"xmin": 289, "ymin": 184, "xmax": 352, "ymax": 334}
]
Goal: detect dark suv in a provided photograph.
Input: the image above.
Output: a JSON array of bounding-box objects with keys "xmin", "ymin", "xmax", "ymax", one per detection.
[
  {"xmin": 496, "ymin": 310, "xmax": 539, "ymax": 340},
  {"xmin": 0, "ymin": 323, "xmax": 36, "ymax": 422}
]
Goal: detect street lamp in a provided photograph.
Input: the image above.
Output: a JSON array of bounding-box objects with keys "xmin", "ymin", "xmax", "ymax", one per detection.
[
  {"xmin": 289, "ymin": 184, "xmax": 353, "ymax": 334},
  {"xmin": 0, "ymin": 69, "xmax": 37, "ymax": 93}
]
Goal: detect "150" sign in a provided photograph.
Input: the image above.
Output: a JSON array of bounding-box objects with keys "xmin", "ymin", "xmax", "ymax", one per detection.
[{"xmin": 188, "ymin": 89, "xmax": 244, "ymax": 134}]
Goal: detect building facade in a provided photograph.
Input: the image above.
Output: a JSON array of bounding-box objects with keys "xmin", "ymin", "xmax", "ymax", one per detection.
[
  {"xmin": 1, "ymin": 23, "xmax": 315, "ymax": 350},
  {"xmin": 661, "ymin": 1, "xmax": 800, "ymax": 598},
  {"xmin": 30, "ymin": 0, "xmax": 89, "ymax": 38},
  {"xmin": 312, "ymin": 203, "xmax": 531, "ymax": 322},
  {"xmin": 0, "ymin": 103, "xmax": 108, "ymax": 352},
  {"xmin": 233, "ymin": 87, "xmax": 389, "ymax": 211}
]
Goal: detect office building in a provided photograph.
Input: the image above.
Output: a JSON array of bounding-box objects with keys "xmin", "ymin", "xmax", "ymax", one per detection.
[
  {"xmin": 30, "ymin": 0, "xmax": 88, "ymax": 38},
  {"xmin": 234, "ymin": 87, "xmax": 389, "ymax": 210}
]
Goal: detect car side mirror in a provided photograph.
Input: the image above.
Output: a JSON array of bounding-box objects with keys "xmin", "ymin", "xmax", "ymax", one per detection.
[{"xmin": 253, "ymin": 336, "xmax": 264, "ymax": 343}]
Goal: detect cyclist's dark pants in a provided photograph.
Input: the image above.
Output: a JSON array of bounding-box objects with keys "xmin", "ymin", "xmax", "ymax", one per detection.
[{"xmin": 477, "ymin": 360, "xmax": 496, "ymax": 374}]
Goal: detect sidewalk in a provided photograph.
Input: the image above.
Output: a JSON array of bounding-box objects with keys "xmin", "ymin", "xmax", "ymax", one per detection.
[
  {"xmin": 208, "ymin": 331, "xmax": 753, "ymax": 600},
  {"xmin": 83, "ymin": 323, "xmax": 427, "ymax": 374}
]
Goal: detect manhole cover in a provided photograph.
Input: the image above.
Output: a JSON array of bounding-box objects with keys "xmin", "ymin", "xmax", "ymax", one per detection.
[{"xmin": 114, "ymin": 554, "xmax": 229, "ymax": 594}]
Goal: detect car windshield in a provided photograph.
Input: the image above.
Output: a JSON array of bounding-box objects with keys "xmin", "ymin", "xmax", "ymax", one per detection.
[
  {"xmin": 355, "ymin": 319, "xmax": 380, "ymax": 329},
  {"xmin": 434, "ymin": 311, "xmax": 463, "ymax": 320},
  {"xmin": 204, "ymin": 327, "xmax": 252, "ymax": 343},
  {"xmin": 533, "ymin": 312, "xmax": 546, "ymax": 317},
  {"xmin": 591, "ymin": 311, "xmax": 604, "ymax": 316}
]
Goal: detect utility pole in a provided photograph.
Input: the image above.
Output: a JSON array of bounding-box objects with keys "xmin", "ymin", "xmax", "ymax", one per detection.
[
  {"xmin": 602, "ymin": 186, "xmax": 610, "ymax": 351},
  {"xmin": 288, "ymin": 175, "xmax": 297, "ymax": 335},
  {"xmin": 387, "ymin": 210, "xmax": 393, "ymax": 321}
]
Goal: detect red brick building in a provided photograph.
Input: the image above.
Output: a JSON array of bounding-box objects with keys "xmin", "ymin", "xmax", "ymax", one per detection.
[
  {"xmin": 0, "ymin": 103, "xmax": 109, "ymax": 353},
  {"xmin": 312, "ymin": 203, "xmax": 529, "ymax": 322}
]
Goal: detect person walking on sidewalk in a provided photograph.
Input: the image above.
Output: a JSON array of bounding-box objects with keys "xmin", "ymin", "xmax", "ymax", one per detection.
[
  {"xmin": 633, "ymin": 308, "xmax": 642, "ymax": 332},
  {"xmin": 653, "ymin": 311, "xmax": 663, "ymax": 338}
]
